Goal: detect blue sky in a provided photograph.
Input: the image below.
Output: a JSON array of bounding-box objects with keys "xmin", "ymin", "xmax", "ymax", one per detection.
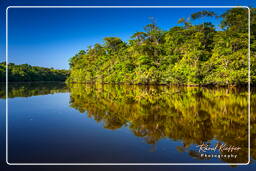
[{"xmin": 0, "ymin": 0, "xmax": 255, "ymax": 69}]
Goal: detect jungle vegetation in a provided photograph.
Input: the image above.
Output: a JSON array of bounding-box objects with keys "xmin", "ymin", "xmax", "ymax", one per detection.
[
  {"xmin": 0, "ymin": 62, "xmax": 69, "ymax": 82},
  {"xmin": 67, "ymin": 8, "xmax": 256, "ymax": 86}
]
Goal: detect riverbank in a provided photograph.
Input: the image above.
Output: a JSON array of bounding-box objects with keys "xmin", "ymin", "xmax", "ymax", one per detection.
[{"xmin": 66, "ymin": 81, "xmax": 251, "ymax": 88}]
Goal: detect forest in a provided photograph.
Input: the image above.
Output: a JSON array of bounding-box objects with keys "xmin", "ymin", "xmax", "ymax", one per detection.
[
  {"xmin": 0, "ymin": 62, "xmax": 69, "ymax": 82},
  {"xmin": 67, "ymin": 8, "xmax": 256, "ymax": 86}
]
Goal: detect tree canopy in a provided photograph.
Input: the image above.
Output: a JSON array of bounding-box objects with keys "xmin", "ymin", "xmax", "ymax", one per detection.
[
  {"xmin": 67, "ymin": 8, "xmax": 255, "ymax": 86},
  {"xmin": 0, "ymin": 62, "xmax": 69, "ymax": 82}
]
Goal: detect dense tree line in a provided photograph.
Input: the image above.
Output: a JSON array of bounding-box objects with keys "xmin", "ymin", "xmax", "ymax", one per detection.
[
  {"xmin": 0, "ymin": 62, "xmax": 69, "ymax": 82},
  {"xmin": 67, "ymin": 8, "xmax": 255, "ymax": 86}
]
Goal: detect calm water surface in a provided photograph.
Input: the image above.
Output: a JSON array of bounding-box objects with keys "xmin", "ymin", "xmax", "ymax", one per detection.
[{"xmin": 0, "ymin": 82, "xmax": 255, "ymax": 165}]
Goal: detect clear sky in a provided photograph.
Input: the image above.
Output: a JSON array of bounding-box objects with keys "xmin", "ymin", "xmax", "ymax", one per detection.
[{"xmin": 0, "ymin": 0, "xmax": 255, "ymax": 69}]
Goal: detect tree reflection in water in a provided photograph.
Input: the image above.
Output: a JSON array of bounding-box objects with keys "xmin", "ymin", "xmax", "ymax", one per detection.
[
  {"xmin": 68, "ymin": 83, "xmax": 254, "ymax": 164},
  {"xmin": 0, "ymin": 82, "xmax": 68, "ymax": 98},
  {"xmin": 1, "ymin": 82, "xmax": 255, "ymax": 164}
]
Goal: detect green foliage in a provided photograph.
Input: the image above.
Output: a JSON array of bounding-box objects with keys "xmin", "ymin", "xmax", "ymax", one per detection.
[
  {"xmin": 191, "ymin": 10, "xmax": 217, "ymax": 20},
  {"xmin": 220, "ymin": 8, "xmax": 249, "ymax": 33},
  {"xmin": 67, "ymin": 9, "xmax": 255, "ymax": 86},
  {"xmin": 0, "ymin": 62, "xmax": 69, "ymax": 82}
]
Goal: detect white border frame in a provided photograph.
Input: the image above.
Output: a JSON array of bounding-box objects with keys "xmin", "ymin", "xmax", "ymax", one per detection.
[{"xmin": 5, "ymin": 6, "xmax": 251, "ymax": 166}]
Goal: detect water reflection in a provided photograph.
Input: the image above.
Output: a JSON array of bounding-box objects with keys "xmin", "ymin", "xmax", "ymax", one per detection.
[
  {"xmin": 0, "ymin": 82, "xmax": 68, "ymax": 98},
  {"xmin": 68, "ymin": 83, "xmax": 252, "ymax": 164},
  {"xmin": 1, "ymin": 82, "xmax": 255, "ymax": 164}
]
